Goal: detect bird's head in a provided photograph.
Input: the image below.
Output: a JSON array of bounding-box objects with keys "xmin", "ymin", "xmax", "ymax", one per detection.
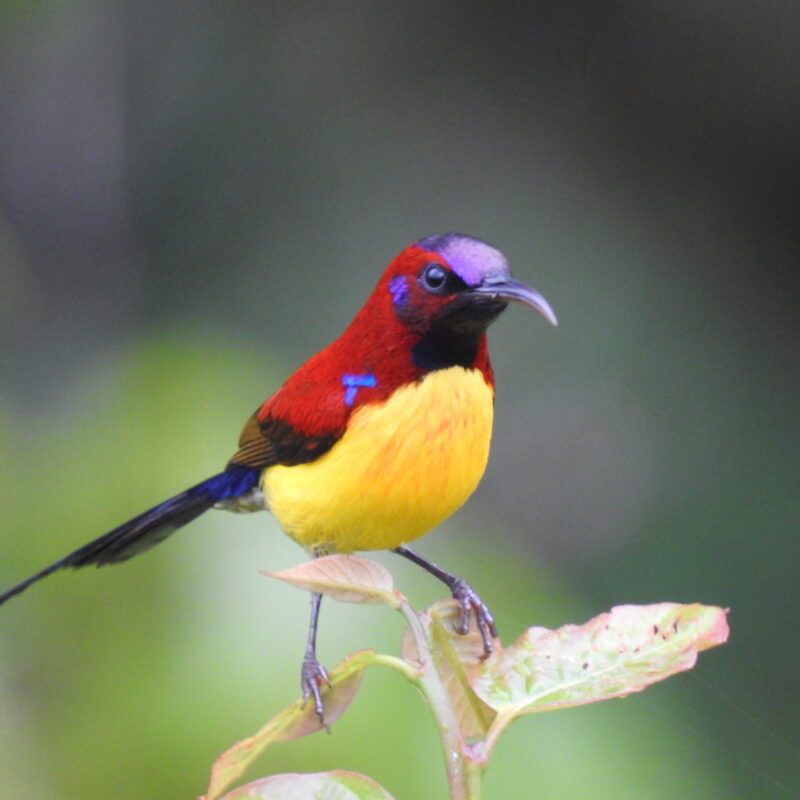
[{"xmin": 384, "ymin": 233, "xmax": 557, "ymax": 336}]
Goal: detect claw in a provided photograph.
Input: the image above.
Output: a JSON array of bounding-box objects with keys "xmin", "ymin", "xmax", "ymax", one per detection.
[
  {"xmin": 301, "ymin": 655, "xmax": 331, "ymax": 726},
  {"xmin": 450, "ymin": 577, "xmax": 497, "ymax": 657},
  {"xmin": 392, "ymin": 547, "xmax": 498, "ymax": 657}
]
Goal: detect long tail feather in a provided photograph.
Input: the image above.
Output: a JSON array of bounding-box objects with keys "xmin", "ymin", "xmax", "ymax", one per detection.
[{"xmin": 0, "ymin": 467, "xmax": 260, "ymax": 606}]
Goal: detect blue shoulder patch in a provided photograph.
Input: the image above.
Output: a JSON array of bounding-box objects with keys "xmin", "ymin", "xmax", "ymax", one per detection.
[{"xmin": 342, "ymin": 373, "xmax": 377, "ymax": 406}]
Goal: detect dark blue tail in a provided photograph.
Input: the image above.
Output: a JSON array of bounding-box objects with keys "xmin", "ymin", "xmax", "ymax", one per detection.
[{"xmin": 0, "ymin": 466, "xmax": 260, "ymax": 606}]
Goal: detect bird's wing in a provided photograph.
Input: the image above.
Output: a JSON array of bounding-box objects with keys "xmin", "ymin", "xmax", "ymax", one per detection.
[{"xmin": 228, "ymin": 411, "xmax": 338, "ymax": 470}]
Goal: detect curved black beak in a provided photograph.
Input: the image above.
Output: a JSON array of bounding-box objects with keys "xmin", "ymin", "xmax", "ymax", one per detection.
[{"xmin": 470, "ymin": 278, "xmax": 558, "ymax": 326}]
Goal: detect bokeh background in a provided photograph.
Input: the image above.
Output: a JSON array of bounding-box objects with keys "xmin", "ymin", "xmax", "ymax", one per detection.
[{"xmin": 1, "ymin": 3, "xmax": 798, "ymax": 798}]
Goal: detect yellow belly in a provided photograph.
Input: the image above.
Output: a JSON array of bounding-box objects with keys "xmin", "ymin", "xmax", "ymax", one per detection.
[{"xmin": 262, "ymin": 367, "xmax": 494, "ymax": 553}]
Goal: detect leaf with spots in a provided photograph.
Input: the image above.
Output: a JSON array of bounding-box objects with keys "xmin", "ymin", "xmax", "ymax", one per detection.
[{"xmin": 472, "ymin": 602, "xmax": 728, "ymax": 749}]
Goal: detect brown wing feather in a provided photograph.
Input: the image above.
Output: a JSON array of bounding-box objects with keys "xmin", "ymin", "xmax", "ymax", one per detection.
[{"xmin": 228, "ymin": 411, "xmax": 338, "ymax": 470}]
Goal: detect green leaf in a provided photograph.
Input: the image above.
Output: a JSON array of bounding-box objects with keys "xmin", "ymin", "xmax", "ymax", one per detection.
[
  {"xmin": 402, "ymin": 600, "xmax": 496, "ymax": 738},
  {"xmin": 472, "ymin": 603, "xmax": 729, "ymax": 721},
  {"xmin": 266, "ymin": 555, "xmax": 401, "ymax": 607},
  {"xmin": 218, "ymin": 770, "xmax": 397, "ymax": 799},
  {"xmin": 203, "ymin": 651, "xmax": 381, "ymax": 800}
]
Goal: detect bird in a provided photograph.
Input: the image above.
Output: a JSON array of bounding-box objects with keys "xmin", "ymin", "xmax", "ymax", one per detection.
[{"xmin": 0, "ymin": 232, "xmax": 556, "ymax": 720}]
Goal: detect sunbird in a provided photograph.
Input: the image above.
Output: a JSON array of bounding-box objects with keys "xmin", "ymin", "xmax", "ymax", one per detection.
[{"xmin": 0, "ymin": 233, "xmax": 556, "ymax": 719}]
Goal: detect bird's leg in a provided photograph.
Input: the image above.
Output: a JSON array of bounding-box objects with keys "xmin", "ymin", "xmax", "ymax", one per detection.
[
  {"xmin": 300, "ymin": 590, "xmax": 330, "ymax": 725},
  {"xmin": 393, "ymin": 546, "xmax": 497, "ymax": 657}
]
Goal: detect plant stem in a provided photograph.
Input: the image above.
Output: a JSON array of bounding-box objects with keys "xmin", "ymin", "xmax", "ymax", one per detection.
[
  {"xmin": 400, "ymin": 600, "xmax": 482, "ymax": 800},
  {"xmin": 368, "ymin": 652, "xmax": 419, "ymax": 682}
]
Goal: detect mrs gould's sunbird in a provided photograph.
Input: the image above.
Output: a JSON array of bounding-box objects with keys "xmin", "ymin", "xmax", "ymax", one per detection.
[{"xmin": 0, "ymin": 233, "xmax": 556, "ymax": 718}]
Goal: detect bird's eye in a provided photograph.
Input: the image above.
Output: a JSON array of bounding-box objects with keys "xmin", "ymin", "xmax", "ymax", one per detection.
[{"xmin": 420, "ymin": 263, "xmax": 448, "ymax": 293}]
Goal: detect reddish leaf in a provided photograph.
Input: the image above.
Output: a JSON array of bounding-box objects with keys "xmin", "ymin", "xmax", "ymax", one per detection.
[
  {"xmin": 266, "ymin": 555, "xmax": 400, "ymax": 607},
  {"xmin": 204, "ymin": 651, "xmax": 381, "ymax": 800},
  {"xmin": 218, "ymin": 770, "xmax": 396, "ymax": 799}
]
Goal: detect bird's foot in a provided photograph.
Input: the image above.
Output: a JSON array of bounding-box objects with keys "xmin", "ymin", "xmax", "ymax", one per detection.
[
  {"xmin": 301, "ymin": 654, "xmax": 331, "ymax": 726},
  {"xmin": 449, "ymin": 577, "xmax": 498, "ymax": 658}
]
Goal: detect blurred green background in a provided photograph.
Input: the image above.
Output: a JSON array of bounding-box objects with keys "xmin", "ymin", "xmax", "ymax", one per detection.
[{"xmin": 1, "ymin": 3, "xmax": 798, "ymax": 798}]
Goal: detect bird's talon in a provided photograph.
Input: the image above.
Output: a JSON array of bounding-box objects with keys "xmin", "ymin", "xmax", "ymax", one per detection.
[
  {"xmin": 449, "ymin": 577, "xmax": 497, "ymax": 657},
  {"xmin": 301, "ymin": 656, "xmax": 330, "ymax": 725}
]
